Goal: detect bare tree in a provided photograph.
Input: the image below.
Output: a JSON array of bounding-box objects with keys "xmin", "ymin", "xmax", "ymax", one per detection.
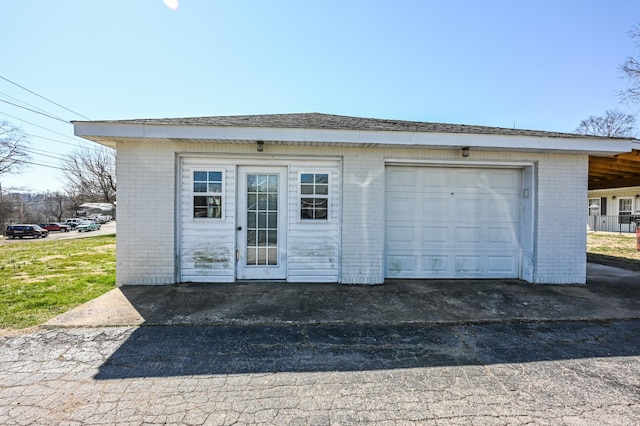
[
  {"xmin": 62, "ymin": 146, "xmax": 116, "ymax": 204},
  {"xmin": 0, "ymin": 185, "xmax": 17, "ymax": 233},
  {"xmin": 575, "ymin": 109, "xmax": 636, "ymax": 137},
  {"xmin": 621, "ymin": 25, "xmax": 640, "ymax": 103},
  {"xmin": 0, "ymin": 120, "xmax": 30, "ymax": 176},
  {"xmin": 44, "ymin": 191, "xmax": 67, "ymax": 222}
]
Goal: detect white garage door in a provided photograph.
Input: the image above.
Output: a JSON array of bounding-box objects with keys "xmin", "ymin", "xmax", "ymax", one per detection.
[{"xmin": 385, "ymin": 166, "xmax": 522, "ymax": 279}]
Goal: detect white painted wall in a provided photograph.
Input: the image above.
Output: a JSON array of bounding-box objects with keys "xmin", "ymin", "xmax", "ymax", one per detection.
[
  {"xmin": 114, "ymin": 140, "xmax": 588, "ymax": 285},
  {"xmin": 534, "ymin": 154, "xmax": 588, "ymax": 283},
  {"xmin": 115, "ymin": 141, "xmax": 178, "ymax": 286}
]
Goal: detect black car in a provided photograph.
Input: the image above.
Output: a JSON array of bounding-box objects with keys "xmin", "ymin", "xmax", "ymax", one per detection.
[{"xmin": 5, "ymin": 224, "xmax": 49, "ymax": 239}]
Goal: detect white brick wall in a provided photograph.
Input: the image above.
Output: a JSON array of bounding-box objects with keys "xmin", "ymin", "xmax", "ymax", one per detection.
[
  {"xmin": 533, "ymin": 153, "xmax": 588, "ymax": 283},
  {"xmin": 113, "ymin": 140, "xmax": 589, "ymax": 285},
  {"xmin": 115, "ymin": 141, "xmax": 177, "ymax": 285}
]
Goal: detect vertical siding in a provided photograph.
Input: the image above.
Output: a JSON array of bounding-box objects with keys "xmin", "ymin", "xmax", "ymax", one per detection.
[
  {"xmin": 287, "ymin": 162, "xmax": 341, "ymax": 282},
  {"xmin": 179, "ymin": 156, "xmax": 341, "ymax": 283},
  {"xmin": 179, "ymin": 158, "xmax": 236, "ymax": 282}
]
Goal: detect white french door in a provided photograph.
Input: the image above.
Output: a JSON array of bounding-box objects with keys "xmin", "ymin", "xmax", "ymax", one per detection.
[{"xmin": 236, "ymin": 166, "xmax": 288, "ymax": 280}]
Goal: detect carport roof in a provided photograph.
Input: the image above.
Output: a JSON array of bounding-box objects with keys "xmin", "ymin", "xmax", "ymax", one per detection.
[
  {"xmin": 589, "ymin": 144, "xmax": 640, "ymax": 190},
  {"xmin": 73, "ymin": 112, "xmax": 632, "ymax": 155}
]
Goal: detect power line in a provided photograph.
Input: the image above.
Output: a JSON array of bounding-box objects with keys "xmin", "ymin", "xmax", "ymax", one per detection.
[
  {"xmin": 0, "ymin": 75, "xmax": 91, "ymax": 120},
  {"xmin": 0, "ymin": 111, "xmax": 94, "ymax": 147},
  {"xmin": 16, "ymin": 159, "xmax": 67, "ymax": 171},
  {"xmin": 0, "ymin": 98, "xmax": 70, "ymax": 124},
  {"xmin": 24, "ymin": 132, "xmax": 105, "ymax": 152},
  {"xmin": 21, "ymin": 146, "xmax": 68, "ymax": 162},
  {"xmin": 0, "ymin": 90, "xmax": 61, "ymax": 119},
  {"xmin": 25, "ymin": 132, "xmax": 86, "ymax": 149}
]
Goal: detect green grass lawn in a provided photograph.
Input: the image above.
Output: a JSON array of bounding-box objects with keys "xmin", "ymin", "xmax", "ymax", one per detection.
[
  {"xmin": 587, "ymin": 232, "xmax": 640, "ymax": 260},
  {"xmin": 0, "ymin": 234, "xmax": 116, "ymax": 330}
]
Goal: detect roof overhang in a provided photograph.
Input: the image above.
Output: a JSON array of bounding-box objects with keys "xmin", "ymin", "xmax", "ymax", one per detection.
[
  {"xmin": 589, "ymin": 144, "xmax": 640, "ymax": 190},
  {"xmin": 74, "ymin": 121, "xmax": 632, "ymax": 156}
]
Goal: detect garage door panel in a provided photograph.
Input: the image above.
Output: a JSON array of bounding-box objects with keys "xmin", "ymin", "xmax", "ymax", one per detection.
[
  {"xmin": 421, "ymin": 168, "xmax": 450, "ymax": 187},
  {"xmin": 387, "ymin": 196, "xmax": 418, "ymax": 216},
  {"xmin": 489, "ymin": 171, "xmax": 519, "ymax": 189},
  {"xmin": 456, "ymin": 198, "xmax": 483, "ymax": 215},
  {"xmin": 422, "ymin": 197, "xmax": 449, "ymax": 214},
  {"xmin": 422, "ymin": 226, "xmax": 447, "ymax": 243},
  {"xmin": 454, "ymin": 226, "xmax": 483, "ymax": 244},
  {"xmin": 489, "ymin": 226, "xmax": 519, "ymax": 245},
  {"xmin": 387, "ymin": 255, "xmax": 418, "ymax": 276},
  {"xmin": 454, "ymin": 256, "xmax": 481, "ymax": 273},
  {"xmin": 488, "ymin": 255, "xmax": 519, "ymax": 274},
  {"xmin": 385, "ymin": 166, "xmax": 522, "ymax": 279},
  {"xmin": 387, "ymin": 225, "xmax": 415, "ymax": 244},
  {"xmin": 457, "ymin": 171, "xmax": 486, "ymax": 188},
  {"xmin": 489, "ymin": 199, "xmax": 520, "ymax": 218},
  {"xmin": 387, "ymin": 169, "xmax": 419, "ymax": 189},
  {"xmin": 421, "ymin": 255, "xmax": 448, "ymax": 273}
]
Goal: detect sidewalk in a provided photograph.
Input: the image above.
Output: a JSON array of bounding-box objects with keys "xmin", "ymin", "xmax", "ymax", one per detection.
[{"xmin": 45, "ymin": 262, "xmax": 640, "ymax": 328}]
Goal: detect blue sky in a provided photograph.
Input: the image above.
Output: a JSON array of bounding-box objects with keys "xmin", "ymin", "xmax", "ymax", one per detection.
[{"xmin": 2, "ymin": 0, "xmax": 640, "ymax": 192}]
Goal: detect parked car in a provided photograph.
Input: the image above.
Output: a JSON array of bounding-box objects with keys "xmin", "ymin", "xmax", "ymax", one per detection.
[
  {"xmin": 39, "ymin": 223, "xmax": 71, "ymax": 232},
  {"xmin": 88, "ymin": 214, "xmax": 111, "ymax": 223},
  {"xmin": 76, "ymin": 220, "xmax": 101, "ymax": 232},
  {"xmin": 65, "ymin": 218, "xmax": 84, "ymax": 229},
  {"xmin": 5, "ymin": 224, "xmax": 49, "ymax": 239}
]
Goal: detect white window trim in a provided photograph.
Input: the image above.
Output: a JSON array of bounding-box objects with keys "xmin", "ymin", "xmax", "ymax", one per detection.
[
  {"xmin": 618, "ymin": 197, "xmax": 633, "ymax": 216},
  {"xmin": 298, "ymin": 171, "xmax": 331, "ymax": 222},
  {"xmin": 588, "ymin": 197, "xmax": 600, "ymax": 216},
  {"xmin": 192, "ymin": 169, "xmax": 226, "ymax": 221}
]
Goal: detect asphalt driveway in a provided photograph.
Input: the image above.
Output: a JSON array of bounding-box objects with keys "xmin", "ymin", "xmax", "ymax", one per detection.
[{"xmin": 2, "ymin": 262, "xmax": 640, "ymax": 425}]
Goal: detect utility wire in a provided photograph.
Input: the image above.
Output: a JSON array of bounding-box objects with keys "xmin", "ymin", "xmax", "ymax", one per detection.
[
  {"xmin": 0, "ymin": 98, "xmax": 70, "ymax": 124},
  {"xmin": 0, "ymin": 75, "xmax": 91, "ymax": 120},
  {"xmin": 24, "ymin": 132, "xmax": 105, "ymax": 152},
  {"xmin": 0, "ymin": 111, "xmax": 94, "ymax": 147},
  {"xmin": 0, "ymin": 90, "xmax": 62, "ymax": 119},
  {"xmin": 15, "ymin": 159, "xmax": 67, "ymax": 171},
  {"xmin": 21, "ymin": 146, "xmax": 68, "ymax": 162}
]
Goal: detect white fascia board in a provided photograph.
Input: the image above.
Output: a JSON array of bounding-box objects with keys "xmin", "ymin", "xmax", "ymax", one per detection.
[{"xmin": 73, "ymin": 122, "xmax": 632, "ymax": 155}]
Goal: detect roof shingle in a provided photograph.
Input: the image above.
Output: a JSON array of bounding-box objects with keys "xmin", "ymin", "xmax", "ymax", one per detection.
[{"xmin": 82, "ymin": 112, "xmax": 614, "ymax": 139}]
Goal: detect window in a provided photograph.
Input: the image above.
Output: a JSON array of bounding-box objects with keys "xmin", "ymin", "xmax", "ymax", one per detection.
[
  {"xmin": 193, "ymin": 171, "xmax": 223, "ymax": 219},
  {"xmin": 300, "ymin": 173, "xmax": 329, "ymax": 220},
  {"xmin": 619, "ymin": 198, "xmax": 633, "ymax": 216},
  {"xmin": 588, "ymin": 198, "xmax": 600, "ymax": 216}
]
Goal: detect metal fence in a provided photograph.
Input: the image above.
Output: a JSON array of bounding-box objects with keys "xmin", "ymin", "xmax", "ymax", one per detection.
[{"xmin": 587, "ymin": 215, "xmax": 638, "ymax": 233}]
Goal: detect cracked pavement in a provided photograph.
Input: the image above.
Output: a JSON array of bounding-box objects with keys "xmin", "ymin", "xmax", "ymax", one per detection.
[{"xmin": 1, "ymin": 320, "xmax": 640, "ymax": 425}]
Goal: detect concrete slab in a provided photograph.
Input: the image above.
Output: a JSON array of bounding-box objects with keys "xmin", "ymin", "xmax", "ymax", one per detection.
[
  {"xmin": 45, "ymin": 286, "xmax": 145, "ymax": 327},
  {"xmin": 44, "ymin": 262, "xmax": 640, "ymax": 328}
]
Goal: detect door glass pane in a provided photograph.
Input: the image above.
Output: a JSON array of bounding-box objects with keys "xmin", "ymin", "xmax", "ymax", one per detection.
[{"xmin": 246, "ymin": 173, "xmax": 278, "ymax": 266}]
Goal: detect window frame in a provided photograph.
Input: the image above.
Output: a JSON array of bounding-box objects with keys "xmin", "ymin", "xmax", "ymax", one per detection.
[
  {"xmin": 192, "ymin": 170, "xmax": 225, "ymax": 220},
  {"xmin": 587, "ymin": 197, "xmax": 600, "ymax": 216},
  {"xmin": 298, "ymin": 171, "xmax": 331, "ymax": 222},
  {"xmin": 618, "ymin": 197, "xmax": 633, "ymax": 216}
]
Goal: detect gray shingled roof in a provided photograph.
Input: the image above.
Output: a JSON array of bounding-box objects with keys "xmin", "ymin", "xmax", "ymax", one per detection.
[{"xmin": 84, "ymin": 112, "xmax": 615, "ymax": 139}]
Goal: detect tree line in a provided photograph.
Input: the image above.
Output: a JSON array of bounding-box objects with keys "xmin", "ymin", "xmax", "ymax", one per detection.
[{"xmin": 1, "ymin": 119, "xmax": 115, "ymax": 229}]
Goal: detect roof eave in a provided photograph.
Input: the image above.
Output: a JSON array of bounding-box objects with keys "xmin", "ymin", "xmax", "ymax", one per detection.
[{"xmin": 73, "ymin": 122, "xmax": 632, "ymax": 155}]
